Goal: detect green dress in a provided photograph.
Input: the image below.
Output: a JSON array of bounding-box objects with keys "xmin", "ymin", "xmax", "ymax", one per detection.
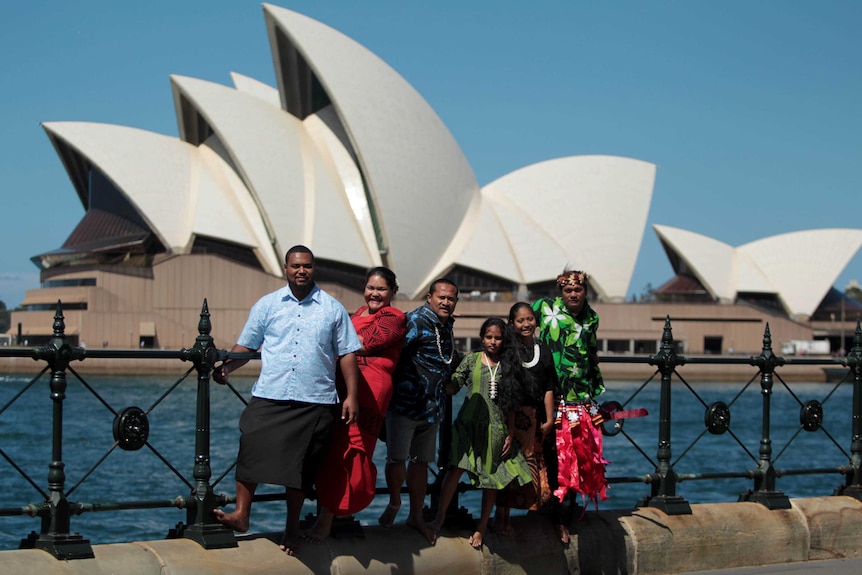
[{"xmin": 448, "ymin": 352, "xmax": 533, "ymax": 490}]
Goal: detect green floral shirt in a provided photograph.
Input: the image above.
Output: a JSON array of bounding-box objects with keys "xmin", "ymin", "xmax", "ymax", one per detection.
[{"xmin": 532, "ymin": 297, "xmax": 604, "ymax": 403}]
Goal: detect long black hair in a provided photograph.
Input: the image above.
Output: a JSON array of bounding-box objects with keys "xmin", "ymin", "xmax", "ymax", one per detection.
[
  {"xmin": 507, "ymin": 302, "xmax": 545, "ymax": 405},
  {"xmin": 479, "ymin": 317, "xmax": 526, "ymax": 413}
]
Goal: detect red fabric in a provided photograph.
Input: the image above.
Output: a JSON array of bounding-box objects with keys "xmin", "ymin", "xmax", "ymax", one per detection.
[
  {"xmin": 316, "ymin": 306, "xmax": 406, "ymax": 515},
  {"xmin": 554, "ymin": 404, "xmax": 609, "ymax": 507}
]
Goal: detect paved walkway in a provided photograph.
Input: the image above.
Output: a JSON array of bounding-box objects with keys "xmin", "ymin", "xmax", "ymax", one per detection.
[{"xmin": 681, "ymin": 557, "xmax": 862, "ymax": 575}]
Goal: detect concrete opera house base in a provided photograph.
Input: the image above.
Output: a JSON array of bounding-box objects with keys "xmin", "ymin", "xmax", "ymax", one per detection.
[{"xmin": 1, "ymin": 496, "xmax": 861, "ymax": 575}]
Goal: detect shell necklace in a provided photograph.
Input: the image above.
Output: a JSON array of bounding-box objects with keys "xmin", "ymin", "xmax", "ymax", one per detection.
[
  {"xmin": 434, "ymin": 325, "xmax": 454, "ymax": 365},
  {"xmin": 521, "ymin": 342, "xmax": 540, "ymax": 369},
  {"xmin": 483, "ymin": 352, "xmax": 499, "ymax": 400}
]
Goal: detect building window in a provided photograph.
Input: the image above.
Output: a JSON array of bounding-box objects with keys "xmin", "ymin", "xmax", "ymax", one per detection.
[
  {"xmin": 42, "ymin": 278, "xmax": 96, "ymax": 288},
  {"xmin": 191, "ymin": 236, "xmax": 262, "ymax": 271},
  {"xmin": 447, "ymin": 266, "xmax": 517, "ymax": 297},
  {"xmin": 606, "ymin": 339, "xmax": 630, "ymax": 354},
  {"xmin": 528, "ymin": 279, "xmax": 560, "ymax": 301},
  {"xmin": 634, "ymin": 340, "xmax": 658, "ymax": 354},
  {"xmin": 19, "ymin": 335, "xmax": 79, "ymax": 347},
  {"xmin": 26, "ymin": 302, "xmax": 88, "ymax": 311},
  {"xmin": 704, "ymin": 336, "xmax": 723, "ymax": 354}
]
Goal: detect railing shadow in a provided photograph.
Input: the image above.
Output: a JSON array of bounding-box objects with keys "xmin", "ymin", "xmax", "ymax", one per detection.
[{"xmin": 1, "ymin": 301, "xmax": 861, "ymax": 560}]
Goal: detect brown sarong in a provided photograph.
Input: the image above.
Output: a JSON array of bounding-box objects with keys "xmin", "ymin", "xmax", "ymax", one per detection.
[{"xmin": 496, "ymin": 405, "xmax": 551, "ymax": 509}]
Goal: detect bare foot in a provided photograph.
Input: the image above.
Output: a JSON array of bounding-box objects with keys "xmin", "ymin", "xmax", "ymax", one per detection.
[
  {"xmin": 493, "ymin": 507, "xmax": 512, "ymax": 535},
  {"xmin": 494, "ymin": 519, "xmax": 512, "ymax": 536},
  {"xmin": 214, "ymin": 509, "xmax": 249, "ymax": 533},
  {"xmin": 469, "ymin": 530, "xmax": 484, "ymax": 549},
  {"xmin": 406, "ymin": 514, "xmax": 437, "ymax": 545},
  {"xmin": 425, "ymin": 522, "xmax": 441, "ymax": 546},
  {"xmin": 279, "ymin": 531, "xmax": 301, "ymax": 556},
  {"xmin": 378, "ymin": 502, "xmax": 401, "ymax": 528},
  {"xmin": 556, "ymin": 524, "xmax": 570, "ymax": 544},
  {"xmin": 302, "ymin": 514, "xmax": 332, "ymax": 544}
]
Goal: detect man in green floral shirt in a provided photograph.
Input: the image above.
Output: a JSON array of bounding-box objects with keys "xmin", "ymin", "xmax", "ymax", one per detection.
[
  {"xmin": 532, "ymin": 269, "xmax": 608, "ymax": 509},
  {"xmin": 532, "ymin": 270, "xmax": 603, "ymax": 403}
]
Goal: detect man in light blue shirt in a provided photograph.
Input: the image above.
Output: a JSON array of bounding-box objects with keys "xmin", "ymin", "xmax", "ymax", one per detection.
[{"xmin": 214, "ymin": 245, "xmax": 360, "ymax": 555}]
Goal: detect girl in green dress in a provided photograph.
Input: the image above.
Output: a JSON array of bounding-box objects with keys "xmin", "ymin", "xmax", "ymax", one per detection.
[{"xmin": 428, "ymin": 318, "xmax": 533, "ymax": 549}]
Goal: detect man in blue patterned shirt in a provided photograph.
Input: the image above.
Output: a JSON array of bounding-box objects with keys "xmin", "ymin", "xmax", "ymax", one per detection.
[
  {"xmin": 213, "ymin": 245, "xmax": 360, "ymax": 555},
  {"xmin": 379, "ymin": 278, "xmax": 459, "ymax": 544}
]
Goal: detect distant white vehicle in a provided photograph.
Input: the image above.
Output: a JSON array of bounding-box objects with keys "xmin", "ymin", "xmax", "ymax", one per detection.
[{"xmin": 780, "ymin": 339, "xmax": 831, "ymax": 356}]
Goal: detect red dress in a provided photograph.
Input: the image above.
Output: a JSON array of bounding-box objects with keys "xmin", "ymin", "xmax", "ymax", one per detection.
[{"xmin": 316, "ymin": 305, "xmax": 406, "ymax": 515}]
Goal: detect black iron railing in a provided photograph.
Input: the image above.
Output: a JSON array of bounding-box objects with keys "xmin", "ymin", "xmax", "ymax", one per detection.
[
  {"xmin": 598, "ymin": 316, "xmax": 862, "ymax": 514},
  {"xmin": 1, "ymin": 301, "xmax": 861, "ymax": 559},
  {"xmin": 0, "ymin": 300, "xmax": 254, "ymax": 558}
]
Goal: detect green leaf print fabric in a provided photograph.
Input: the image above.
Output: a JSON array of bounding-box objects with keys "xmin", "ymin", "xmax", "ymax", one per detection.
[{"xmin": 532, "ymin": 297, "xmax": 604, "ymax": 403}]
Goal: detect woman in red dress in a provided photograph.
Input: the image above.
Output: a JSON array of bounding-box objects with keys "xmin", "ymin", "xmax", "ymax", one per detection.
[{"xmin": 306, "ymin": 266, "xmax": 406, "ymax": 542}]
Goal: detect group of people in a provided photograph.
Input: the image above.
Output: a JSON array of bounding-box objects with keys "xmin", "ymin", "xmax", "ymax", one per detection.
[{"xmin": 213, "ymin": 245, "xmax": 606, "ymax": 555}]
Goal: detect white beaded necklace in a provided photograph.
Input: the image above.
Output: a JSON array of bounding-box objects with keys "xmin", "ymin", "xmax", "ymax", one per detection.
[
  {"xmin": 483, "ymin": 352, "xmax": 499, "ymax": 400},
  {"xmin": 521, "ymin": 342, "xmax": 541, "ymax": 369},
  {"xmin": 434, "ymin": 325, "xmax": 454, "ymax": 365}
]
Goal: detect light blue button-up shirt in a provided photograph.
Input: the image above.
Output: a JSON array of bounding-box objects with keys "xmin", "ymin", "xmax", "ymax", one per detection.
[{"xmin": 238, "ymin": 284, "xmax": 360, "ymax": 404}]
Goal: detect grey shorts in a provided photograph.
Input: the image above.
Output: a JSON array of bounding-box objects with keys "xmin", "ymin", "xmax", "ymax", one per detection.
[{"xmin": 385, "ymin": 411, "xmax": 438, "ymax": 464}]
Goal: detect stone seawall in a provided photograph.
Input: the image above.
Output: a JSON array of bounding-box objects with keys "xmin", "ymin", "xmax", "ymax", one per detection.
[{"xmin": 1, "ymin": 496, "xmax": 860, "ymax": 575}]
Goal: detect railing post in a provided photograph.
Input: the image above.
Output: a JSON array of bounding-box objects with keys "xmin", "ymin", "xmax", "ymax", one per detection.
[
  {"xmin": 742, "ymin": 323, "xmax": 790, "ymax": 509},
  {"xmin": 19, "ymin": 301, "xmax": 93, "ymax": 559},
  {"xmin": 641, "ymin": 316, "xmax": 691, "ymax": 514},
  {"xmin": 176, "ymin": 300, "xmax": 236, "ymax": 548},
  {"xmin": 839, "ymin": 320, "xmax": 862, "ymax": 500},
  {"xmin": 432, "ymin": 394, "xmax": 452, "ymax": 512},
  {"xmin": 431, "ymin": 393, "xmax": 472, "ymax": 527}
]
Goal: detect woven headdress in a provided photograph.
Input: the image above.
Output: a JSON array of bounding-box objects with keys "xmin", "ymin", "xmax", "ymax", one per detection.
[{"xmin": 556, "ymin": 270, "xmax": 589, "ymax": 288}]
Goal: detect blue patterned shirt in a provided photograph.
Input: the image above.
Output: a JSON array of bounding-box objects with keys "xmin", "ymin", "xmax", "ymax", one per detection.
[
  {"xmin": 389, "ymin": 303, "xmax": 458, "ymax": 423},
  {"xmin": 238, "ymin": 284, "xmax": 360, "ymax": 404}
]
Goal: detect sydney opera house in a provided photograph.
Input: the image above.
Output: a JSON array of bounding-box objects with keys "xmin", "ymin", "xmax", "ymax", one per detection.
[{"xmin": 8, "ymin": 4, "xmax": 862, "ymax": 359}]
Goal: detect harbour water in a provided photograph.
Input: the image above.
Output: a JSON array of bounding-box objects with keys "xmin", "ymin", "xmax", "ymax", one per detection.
[{"xmin": 0, "ymin": 373, "xmax": 855, "ymax": 550}]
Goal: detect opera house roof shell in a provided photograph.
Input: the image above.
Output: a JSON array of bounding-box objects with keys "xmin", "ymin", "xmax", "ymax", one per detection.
[
  {"xmin": 36, "ymin": 4, "xmax": 657, "ymax": 301},
  {"xmin": 654, "ymin": 224, "xmax": 862, "ymax": 318}
]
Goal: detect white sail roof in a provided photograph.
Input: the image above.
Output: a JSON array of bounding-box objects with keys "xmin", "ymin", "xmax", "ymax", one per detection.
[
  {"xmin": 170, "ymin": 75, "xmax": 374, "ymax": 271},
  {"xmin": 654, "ymin": 224, "xmax": 736, "ymax": 301},
  {"xmin": 41, "ymin": 6, "xmax": 861, "ymax": 318},
  {"xmin": 230, "ymin": 72, "xmax": 281, "ymax": 108},
  {"xmin": 655, "ymin": 224, "xmax": 862, "ymax": 317},
  {"xmin": 42, "ymin": 121, "xmax": 275, "ymax": 270},
  {"xmin": 41, "ymin": 8, "xmax": 665, "ymax": 303},
  {"xmin": 740, "ymin": 229, "xmax": 862, "ymax": 317},
  {"xmin": 477, "ymin": 156, "xmax": 657, "ymax": 300},
  {"xmin": 263, "ymin": 4, "xmax": 481, "ymax": 298}
]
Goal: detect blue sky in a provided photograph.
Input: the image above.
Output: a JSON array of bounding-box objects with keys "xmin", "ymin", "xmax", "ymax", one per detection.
[{"xmin": 1, "ymin": 1, "xmax": 860, "ymax": 308}]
